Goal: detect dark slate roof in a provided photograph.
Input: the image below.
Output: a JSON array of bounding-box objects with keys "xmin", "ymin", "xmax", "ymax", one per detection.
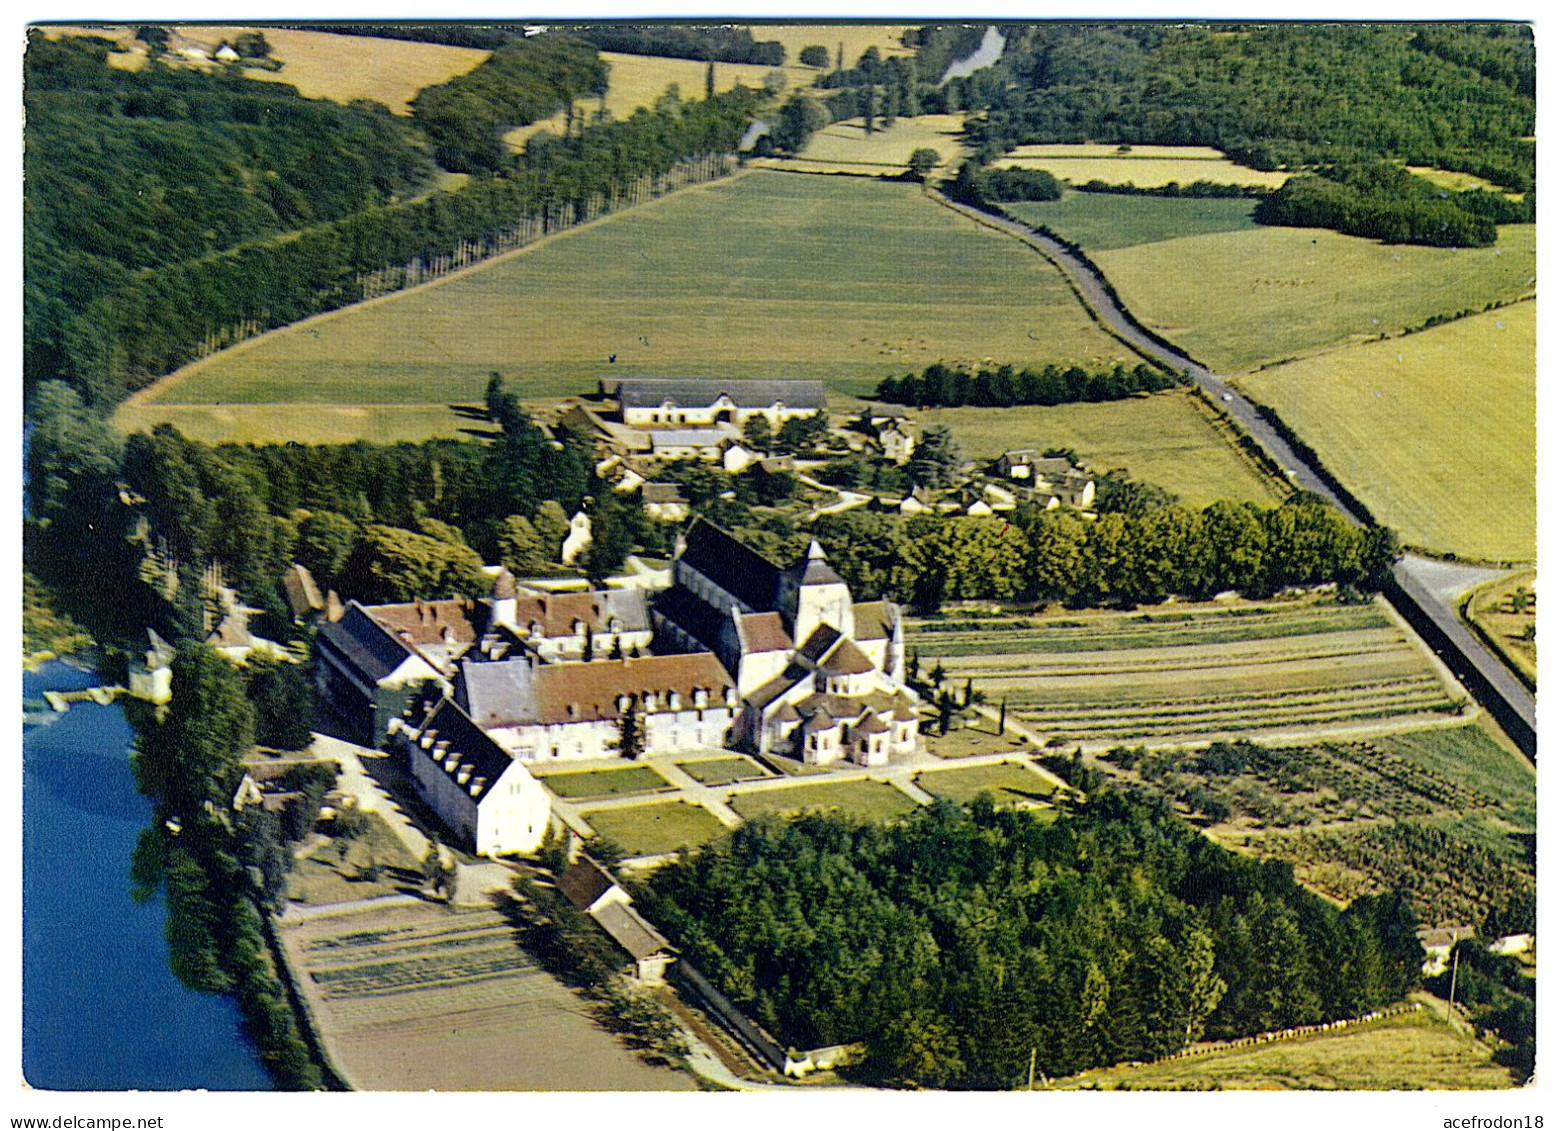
[
  {"xmin": 415, "ymin": 698, "xmax": 514, "ymax": 801},
  {"xmin": 558, "ymin": 856, "xmax": 619, "ymax": 910},
  {"xmin": 677, "ymin": 517, "xmax": 782, "ymax": 611},
  {"xmin": 797, "ymin": 624, "xmax": 843, "ymax": 664},
  {"xmin": 653, "ymin": 586, "xmax": 730, "ymax": 653},
  {"xmin": 457, "ymin": 659, "xmax": 539, "ymax": 729},
  {"xmin": 788, "ymin": 555, "xmax": 844, "ymax": 587},
  {"xmin": 642, "ymin": 482, "xmax": 688, "ymax": 505},
  {"xmin": 592, "ymin": 900, "xmax": 674, "ymax": 959},
  {"xmin": 318, "ymin": 602, "xmax": 415, "ymax": 684},
  {"xmin": 618, "ymin": 378, "xmax": 826, "ymax": 411}
]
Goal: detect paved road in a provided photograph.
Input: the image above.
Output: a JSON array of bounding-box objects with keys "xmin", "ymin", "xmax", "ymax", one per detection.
[{"xmin": 931, "ymin": 191, "xmax": 1536, "ymax": 758}]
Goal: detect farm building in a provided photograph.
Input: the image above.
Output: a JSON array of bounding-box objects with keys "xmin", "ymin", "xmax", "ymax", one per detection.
[
  {"xmin": 858, "ymin": 405, "xmax": 917, "ymax": 463},
  {"xmin": 652, "ymin": 518, "xmax": 919, "ymax": 765},
  {"xmin": 991, "ymin": 450, "xmax": 1096, "ymax": 509},
  {"xmin": 610, "ymin": 377, "xmax": 826, "ymax": 428},
  {"xmin": 646, "ymin": 427, "xmax": 736, "ymax": 462},
  {"xmin": 558, "ymin": 856, "xmax": 677, "ymax": 984},
  {"xmin": 393, "ymin": 698, "xmax": 552, "ymax": 857},
  {"xmin": 641, "ymin": 482, "xmax": 691, "ymax": 521},
  {"xmin": 126, "ymin": 627, "xmax": 174, "ymax": 705}
]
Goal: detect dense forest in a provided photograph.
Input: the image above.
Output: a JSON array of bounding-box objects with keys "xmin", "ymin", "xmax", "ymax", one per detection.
[
  {"xmin": 25, "ymin": 31, "xmax": 761, "ymax": 408},
  {"xmin": 639, "ymin": 797, "xmax": 1422, "ymax": 1087},
  {"xmin": 953, "ymin": 24, "xmax": 1535, "ymax": 193},
  {"xmin": 1255, "ymin": 161, "xmax": 1533, "ymax": 247}
]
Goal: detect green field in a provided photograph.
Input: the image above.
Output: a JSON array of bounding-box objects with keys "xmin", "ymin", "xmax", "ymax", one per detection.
[
  {"xmin": 916, "ymin": 390, "xmax": 1283, "ymax": 507},
  {"xmin": 1060, "ymin": 1001, "xmax": 1513, "ymax": 1090},
  {"xmin": 1094, "ymin": 223, "xmax": 1536, "ymax": 373},
  {"xmin": 1004, "ymin": 194, "xmax": 1259, "ymax": 252},
  {"xmin": 909, "ymin": 597, "xmax": 1458, "ymax": 745},
  {"xmin": 1239, "ymin": 303, "xmax": 1536, "ymax": 562},
  {"xmin": 536, "ymin": 765, "xmax": 672, "ymax": 799},
  {"xmin": 913, "ymin": 762, "xmax": 1059, "ymax": 806},
  {"xmin": 127, "ymin": 171, "xmax": 1142, "ymax": 442},
  {"xmin": 673, "ymin": 755, "xmax": 770, "ymax": 787},
  {"xmin": 583, "ymin": 801, "xmax": 732, "ymax": 857},
  {"xmin": 727, "ymin": 779, "xmax": 921, "ymax": 823}
]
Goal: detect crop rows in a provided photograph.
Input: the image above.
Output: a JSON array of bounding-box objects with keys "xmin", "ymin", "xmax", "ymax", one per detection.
[
  {"xmin": 1016, "ymin": 677, "xmax": 1453, "ymax": 742},
  {"xmin": 910, "ymin": 603, "xmax": 1391, "ymax": 655},
  {"xmin": 305, "ymin": 914, "xmax": 511, "ymax": 953},
  {"xmin": 312, "ymin": 947, "xmax": 530, "ymax": 999},
  {"xmin": 939, "ymin": 633, "xmax": 1415, "ymax": 676}
]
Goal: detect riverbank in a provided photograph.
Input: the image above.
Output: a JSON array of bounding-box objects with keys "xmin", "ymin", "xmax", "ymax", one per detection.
[{"xmin": 22, "ymin": 659, "xmax": 273, "ymax": 1090}]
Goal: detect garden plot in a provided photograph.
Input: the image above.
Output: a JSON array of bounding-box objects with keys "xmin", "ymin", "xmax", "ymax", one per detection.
[
  {"xmin": 278, "ymin": 900, "xmax": 694, "ymax": 1090},
  {"xmin": 910, "ymin": 597, "xmax": 1460, "ymax": 745}
]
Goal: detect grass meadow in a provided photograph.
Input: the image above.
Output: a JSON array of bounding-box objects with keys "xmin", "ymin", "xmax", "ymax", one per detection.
[
  {"xmin": 1238, "ymin": 302, "xmax": 1535, "ymax": 562},
  {"xmin": 532, "ymin": 764, "xmax": 672, "ymax": 799},
  {"xmin": 908, "ymin": 596, "xmax": 1459, "ymax": 746},
  {"xmin": 914, "ymin": 390, "xmax": 1284, "ymax": 508},
  {"xmin": 128, "ymin": 171, "xmax": 1142, "ymax": 441},
  {"xmin": 993, "ymin": 144, "xmax": 1290, "ymax": 190},
  {"xmin": 1059, "ymin": 1001, "xmax": 1513, "ymax": 1090},
  {"xmin": 913, "ymin": 762, "xmax": 1059, "ymax": 807},
  {"xmin": 1004, "ymin": 194, "xmax": 1260, "ymax": 252},
  {"xmin": 1093, "ymin": 223, "xmax": 1536, "ymax": 373},
  {"xmin": 756, "ymin": 114, "xmax": 970, "ymax": 177},
  {"xmin": 582, "ymin": 801, "xmax": 732, "ymax": 857},
  {"xmin": 673, "ymin": 755, "xmax": 771, "ymax": 786},
  {"xmin": 727, "ymin": 779, "xmax": 921, "ymax": 823}
]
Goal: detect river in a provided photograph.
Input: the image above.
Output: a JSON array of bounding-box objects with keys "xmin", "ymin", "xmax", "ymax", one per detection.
[{"xmin": 22, "ymin": 659, "xmax": 272, "ymax": 1090}]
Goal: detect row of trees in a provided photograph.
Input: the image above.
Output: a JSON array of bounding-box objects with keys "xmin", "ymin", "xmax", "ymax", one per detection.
[
  {"xmin": 129, "ymin": 644, "xmax": 325, "ymax": 1088},
  {"xmin": 640, "ymin": 795, "xmax": 1422, "ymax": 1087},
  {"xmin": 873, "ymin": 360, "xmax": 1185, "ymax": 409},
  {"xmin": 947, "ymin": 162, "xmax": 1063, "ymax": 206},
  {"xmin": 809, "ymin": 494, "xmax": 1398, "ymax": 611}
]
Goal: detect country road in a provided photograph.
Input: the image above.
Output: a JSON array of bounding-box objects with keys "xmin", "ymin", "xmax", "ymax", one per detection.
[{"xmin": 930, "ymin": 189, "xmax": 1536, "ymax": 758}]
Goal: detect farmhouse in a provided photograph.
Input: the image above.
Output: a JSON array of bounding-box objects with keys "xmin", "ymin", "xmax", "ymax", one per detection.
[
  {"xmin": 394, "ymin": 697, "xmax": 551, "ymax": 857},
  {"xmin": 652, "ymin": 518, "xmax": 919, "ymax": 765},
  {"xmin": 612, "ymin": 378, "xmax": 826, "ymax": 428},
  {"xmin": 991, "ymin": 450, "xmax": 1096, "ymax": 509}
]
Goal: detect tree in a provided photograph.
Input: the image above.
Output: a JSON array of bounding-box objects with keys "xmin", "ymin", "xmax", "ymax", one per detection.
[
  {"xmin": 133, "ymin": 643, "xmax": 255, "ymax": 818},
  {"xmin": 533, "ymin": 500, "xmax": 571, "ymax": 562},
  {"xmin": 294, "ymin": 510, "xmax": 359, "ymax": 590},
  {"xmin": 773, "ymin": 93, "xmax": 829, "ymax": 153},
  {"xmin": 798, "ymin": 44, "xmax": 829, "ymax": 68},
  {"xmin": 496, "ymin": 514, "xmax": 545, "ymax": 575},
  {"xmin": 234, "ymin": 31, "xmax": 271, "ymax": 58},
  {"xmin": 907, "ymin": 423, "xmax": 963, "ymax": 488},
  {"xmin": 907, "ymin": 147, "xmax": 942, "ymax": 181},
  {"xmin": 705, "ymin": 60, "xmax": 716, "ymax": 99},
  {"xmin": 618, "ymin": 699, "xmax": 644, "ymax": 760},
  {"xmin": 246, "ymin": 654, "xmax": 316, "ymax": 751},
  {"xmin": 743, "ymin": 413, "xmax": 773, "ymax": 452}
]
